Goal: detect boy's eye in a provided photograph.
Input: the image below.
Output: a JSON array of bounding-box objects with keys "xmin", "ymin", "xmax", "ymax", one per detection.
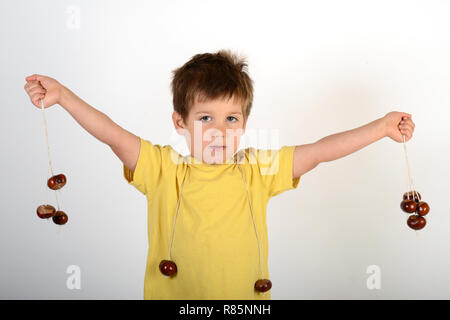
[{"xmin": 199, "ymin": 116, "xmax": 238, "ymax": 122}]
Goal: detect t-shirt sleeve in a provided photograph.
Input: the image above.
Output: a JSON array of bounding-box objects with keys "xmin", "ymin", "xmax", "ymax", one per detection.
[
  {"xmin": 250, "ymin": 145, "xmax": 301, "ymax": 198},
  {"xmin": 123, "ymin": 137, "xmax": 164, "ymax": 196}
]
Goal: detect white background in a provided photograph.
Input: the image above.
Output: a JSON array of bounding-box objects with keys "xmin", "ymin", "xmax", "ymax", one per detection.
[{"xmin": 1, "ymin": 0, "xmax": 449, "ymax": 299}]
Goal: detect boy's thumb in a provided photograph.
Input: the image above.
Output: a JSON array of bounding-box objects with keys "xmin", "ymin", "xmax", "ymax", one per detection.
[{"xmin": 26, "ymin": 74, "xmax": 42, "ymax": 82}]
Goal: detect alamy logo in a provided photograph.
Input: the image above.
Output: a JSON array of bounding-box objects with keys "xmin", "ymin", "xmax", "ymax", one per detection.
[
  {"xmin": 66, "ymin": 265, "xmax": 81, "ymax": 290},
  {"xmin": 168, "ymin": 125, "xmax": 281, "ymax": 174},
  {"xmin": 366, "ymin": 265, "xmax": 381, "ymax": 290},
  {"xmin": 66, "ymin": 5, "xmax": 81, "ymax": 30}
]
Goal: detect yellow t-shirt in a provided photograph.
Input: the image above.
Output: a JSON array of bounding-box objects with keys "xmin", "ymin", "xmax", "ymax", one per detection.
[{"xmin": 123, "ymin": 137, "xmax": 301, "ymax": 299}]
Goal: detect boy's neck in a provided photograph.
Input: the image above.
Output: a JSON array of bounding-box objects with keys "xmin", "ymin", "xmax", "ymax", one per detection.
[{"xmin": 185, "ymin": 150, "xmax": 243, "ymax": 166}]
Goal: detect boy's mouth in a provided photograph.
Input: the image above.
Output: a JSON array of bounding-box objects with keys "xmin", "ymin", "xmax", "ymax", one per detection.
[{"xmin": 209, "ymin": 145, "xmax": 227, "ymax": 150}]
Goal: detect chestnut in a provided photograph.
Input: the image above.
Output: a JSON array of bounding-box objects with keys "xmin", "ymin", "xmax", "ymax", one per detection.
[
  {"xmin": 159, "ymin": 260, "xmax": 177, "ymax": 277},
  {"xmin": 403, "ymin": 191, "xmax": 421, "ymax": 203},
  {"xmin": 47, "ymin": 174, "xmax": 67, "ymax": 190},
  {"xmin": 254, "ymin": 279, "xmax": 272, "ymax": 293},
  {"xmin": 52, "ymin": 210, "xmax": 68, "ymax": 225},
  {"xmin": 400, "ymin": 199, "xmax": 417, "ymax": 213},
  {"xmin": 416, "ymin": 201, "xmax": 430, "ymax": 216},
  {"xmin": 407, "ymin": 214, "xmax": 426, "ymax": 230},
  {"xmin": 36, "ymin": 204, "xmax": 56, "ymax": 219}
]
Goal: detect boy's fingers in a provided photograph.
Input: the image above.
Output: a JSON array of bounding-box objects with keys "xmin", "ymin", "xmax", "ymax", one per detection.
[
  {"xmin": 29, "ymin": 87, "xmax": 46, "ymax": 95},
  {"xmin": 401, "ymin": 113, "xmax": 412, "ymax": 120},
  {"xmin": 24, "ymin": 80, "xmax": 40, "ymax": 90},
  {"xmin": 402, "ymin": 119, "xmax": 415, "ymax": 128},
  {"xmin": 32, "ymin": 94, "xmax": 44, "ymax": 105},
  {"xmin": 26, "ymin": 83, "xmax": 42, "ymax": 92},
  {"xmin": 26, "ymin": 74, "xmax": 42, "ymax": 81},
  {"xmin": 399, "ymin": 118, "xmax": 414, "ymax": 126},
  {"xmin": 400, "ymin": 123, "xmax": 414, "ymax": 132}
]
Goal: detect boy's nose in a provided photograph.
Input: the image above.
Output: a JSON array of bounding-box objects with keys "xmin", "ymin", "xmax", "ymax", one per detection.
[
  {"xmin": 210, "ymin": 126, "xmax": 226, "ymax": 138},
  {"xmin": 213, "ymin": 130, "xmax": 225, "ymax": 138}
]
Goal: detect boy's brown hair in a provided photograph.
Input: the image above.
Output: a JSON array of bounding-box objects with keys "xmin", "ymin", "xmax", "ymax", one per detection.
[{"xmin": 171, "ymin": 49, "xmax": 254, "ymax": 125}]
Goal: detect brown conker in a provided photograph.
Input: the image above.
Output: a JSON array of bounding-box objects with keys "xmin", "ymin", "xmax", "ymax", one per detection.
[
  {"xmin": 47, "ymin": 174, "xmax": 67, "ymax": 190},
  {"xmin": 416, "ymin": 201, "xmax": 430, "ymax": 216},
  {"xmin": 403, "ymin": 191, "xmax": 421, "ymax": 203},
  {"xmin": 254, "ymin": 279, "xmax": 272, "ymax": 293},
  {"xmin": 400, "ymin": 199, "xmax": 417, "ymax": 213},
  {"xmin": 159, "ymin": 260, "xmax": 177, "ymax": 277},
  {"xmin": 52, "ymin": 210, "xmax": 68, "ymax": 225},
  {"xmin": 36, "ymin": 204, "xmax": 56, "ymax": 219},
  {"xmin": 407, "ymin": 214, "xmax": 426, "ymax": 230}
]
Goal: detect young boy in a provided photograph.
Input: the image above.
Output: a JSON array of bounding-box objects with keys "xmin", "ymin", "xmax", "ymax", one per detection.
[{"xmin": 24, "ymin": 49, "xmax": 415, "ymax": 300}]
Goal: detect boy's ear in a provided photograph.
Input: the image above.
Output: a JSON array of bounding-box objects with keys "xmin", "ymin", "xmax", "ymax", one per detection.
[{"xmin": 172, "ymin": 111, "xmax": 186, "ymax": 135}]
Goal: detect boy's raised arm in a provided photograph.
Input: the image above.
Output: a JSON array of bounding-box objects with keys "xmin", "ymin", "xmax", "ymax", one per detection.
[
  {"xmin": 24, "ymin": 74, "xmax": 140, "ymax": 172},
  {"xmin": 292, "ymin": 112, "xmax": 415, "ymax": 179},
  {"xmin": 292, "ymin": 143, "xmax": 321, "ymax": 180}
]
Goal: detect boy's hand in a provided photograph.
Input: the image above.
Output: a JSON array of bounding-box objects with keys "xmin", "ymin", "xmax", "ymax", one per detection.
[
  {"xmin": 383, "ymin": 111, "xmax": 415, "ymax": 142},
  {"xmin": 24, "ymin": 74, "xmax": 63, "ymax": 109}
]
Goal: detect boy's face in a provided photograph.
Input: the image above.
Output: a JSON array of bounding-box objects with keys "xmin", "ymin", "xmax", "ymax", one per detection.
[{"xmin": 173, "ymin": 95, "xmax": 247, "ymax": 164}]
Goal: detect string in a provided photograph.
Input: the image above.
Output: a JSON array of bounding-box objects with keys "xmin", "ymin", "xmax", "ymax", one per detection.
[
  {"xmin": 167, "ymin": 152, "xmax": 266, "ymax": 293},
  {"xmin": 168, "ymin": 164, "xmax": 188, "ymax": 262},
  {"xmin": 402, "ymin": 134, "xmax": 414, "ymax": 196},
  {"xmin": 402, "ymin": 133, "xmax": 419, "ymax": 201},
  {"xmin": 403, "ymin": 135, "xmax": 411, "ymax": 198},
  {"xmin": 237, "ymin": 163, "xmax": 265, "ymax": 284},
  {"xmin": 40, "ymin": 98, "xmax": 61, "ymax": 211},
  {"xmin": 45, "ymin": 165, "xmax": 50, "ymax": 204},
  {"xmin": 402, "ymin": 133, "xmax": 421, "ymax": 236}
]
